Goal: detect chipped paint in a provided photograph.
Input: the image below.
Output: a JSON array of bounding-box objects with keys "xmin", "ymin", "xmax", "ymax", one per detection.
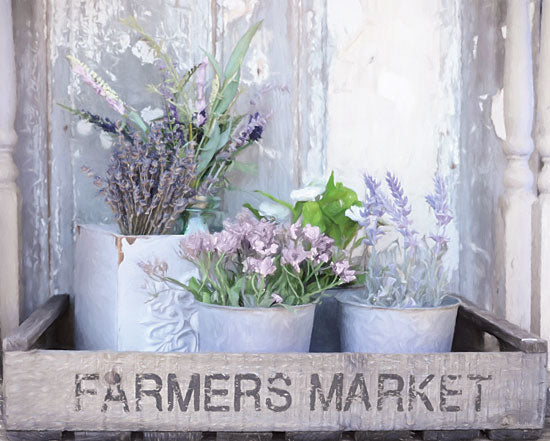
[
  {"xmin": 131, "ymin": 40, "xmax": 156, "ymax": 64},
  {"xmin": 12, "ymin": 0, "xmax": 514, "ymax": 318},
  {"xmin": 491, "ymin": 89, "xmax": 506, "ymax": 140}
]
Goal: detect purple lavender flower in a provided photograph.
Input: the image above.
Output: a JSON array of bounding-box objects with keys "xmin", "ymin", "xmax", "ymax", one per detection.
[
  {"xmin": 426, "ymin": 175, "xmax": 453, "ymax": 254},
  {"xmin": 271, "ymin": 293, "xmax": 283, "ymax": 304},
  {"xmin": 234, "ymin": 112, "xmax": 265, "ymax": 147},
  {"xmin": 281, "ymin": 244, "xmax": 309, "ymax": 273},
  {"xmin": 180, "ymin": 232, "xmax": 213, "ymax": 257},
  {"xmin": 211, "ymin": 230, "xmax": 241, "ymax": 255},
  {"xmin": 245, "ymin": 256, "xmax": 277, "ymax": 277},
  {"xmin": 330, "ymin": 260, "xmax": 356, "ymax": 283},
  {"xmin": 384, "ymin": 172, "xmax": 417, "ymax": 249}
]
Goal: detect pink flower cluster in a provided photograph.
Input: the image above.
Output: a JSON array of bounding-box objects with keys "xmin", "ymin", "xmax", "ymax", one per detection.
[{"xmin": 180, "ymin": 209, "xmax": 356, "ymax": 288}]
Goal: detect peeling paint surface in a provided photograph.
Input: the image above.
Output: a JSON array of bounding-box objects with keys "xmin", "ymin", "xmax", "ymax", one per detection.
[{"xmin": 11, "ymin": 0, "xmax": 515, "ymax": 317}]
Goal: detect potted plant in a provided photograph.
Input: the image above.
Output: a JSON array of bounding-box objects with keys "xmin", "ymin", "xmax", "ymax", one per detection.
[
  {"xmin": 245, "ymin": 172, "xmax": 362, "ymax": 351},
  {"xmin": 66, "ymin": 19, "xmax": 265, "ymax": 351},
  {"xmin": 338, "ymin": 172, "xmax": 459, "ymax": 353},
  {"xmin": 144, "ymin": 209, "xmax": 356, "ymax": 352}
]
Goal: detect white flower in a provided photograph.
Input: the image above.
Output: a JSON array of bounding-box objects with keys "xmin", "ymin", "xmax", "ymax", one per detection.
[
  {"xmin": 140, "ymin": 106, "xmax": 164, "ymax": 123},
  {"xmin": 345, "ymin": 205, "xmax": 364, "ymax": 222},
  {"xmin": 258, "ymin": 201, "xmax": 291, "ymax": 222},
  {"xmin": 290, "ymin": 184, "xmax": 325, "ymax": 202}
]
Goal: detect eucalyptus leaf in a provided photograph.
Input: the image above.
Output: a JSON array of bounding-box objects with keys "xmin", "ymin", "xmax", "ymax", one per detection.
[
  {"xmin": 201, "ymin": 48, "xmax": 223, "ymax": 80},
  {"xmin": 128, "ymin": 110, "xmax": 148, "ymax": 132},
  {"xmin": 223, "ymin": 20, "xmax": 262, "ymax": 81},
  {"xmin": 197, "ymin": 122, "xmax": 232, "ymax": 174},
  {"xmin": 215, "ymin": 70, "xmax": 240, "ymax": 115}
]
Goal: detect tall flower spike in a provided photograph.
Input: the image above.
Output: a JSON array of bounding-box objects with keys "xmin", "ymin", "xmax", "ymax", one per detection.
[
  {"xmin": 67, "ymin": 55, "xmax": 126, "ymax": 115},
  {"xmin": 385, "ymin": 172, "xmax": 417, "ymax": 249},
  {"xmin": 426, "ymin": 175, "xmax": 453, "ymax": 254}
]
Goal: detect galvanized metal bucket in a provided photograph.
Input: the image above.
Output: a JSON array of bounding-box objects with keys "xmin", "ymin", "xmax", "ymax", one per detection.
[
  {"xmin": 197, "ymin": 302, "xmax": 316, "ymax": 353},
  {"xmin": 337, "ymin": 290, "xmax": 460, "ymax": 353}
]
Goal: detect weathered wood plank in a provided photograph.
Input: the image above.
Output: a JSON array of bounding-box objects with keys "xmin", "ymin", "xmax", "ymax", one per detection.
[
  {"xmin": 354, "ymin": 431, "xmax": 413, "ymax": 441},
  {"xmin": 6, "ymin": 431, "xmax": 63, "ymax": 441},
  {"xmin": 422, "ymin": 430, "xmax": 481, "ymax": 440},
  {"xmin": 286, "ymin": 432, "xmax": 342, "ymax": 441},
  {"xmin": 142, "ymin": 432, "xmax": 202, "ymax": 441},
  {"xmin": 216, "ymin": 433, "xmax": 272, "ymax": 441},
  {"xmin": 3, "ymin": 351, "xmax": 546, "ymax": 432},
  {"xmin": 486, "ymin": 429, "xmax": 544, "ymax": 440},
  {"xmin": 456, "ymin": 297, "xmax": 547, "ymax": 353},
  {"xmin": 71, "ymin": 432, "xmax": 132, "ymax": 440},
  {"xmin": 2, "ymin": 295, "xmax": 69, "ymax": 352}
]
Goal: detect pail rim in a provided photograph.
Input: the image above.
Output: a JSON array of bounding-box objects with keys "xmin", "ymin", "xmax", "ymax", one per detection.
[{"xmin": 336, "ymin": 294, "xmax": 460, "ymax": 311}]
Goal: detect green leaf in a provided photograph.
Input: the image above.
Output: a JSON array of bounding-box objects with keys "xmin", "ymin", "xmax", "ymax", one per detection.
[
  {"xmin": 197, "ymin": 122, "xmax": 232, "ymax": 174},
  {"xmin": 224, "ymin": 21, "xmax": 262, "ymax": 81},
  {"xmin": 202, "ymin": 291, "xmax": 212, "ymax": 304},
  {"xmin": 197, "ymin": 125, "xmax": 221, "ymax": 173},
  {"xmin": 201, "ymin": 48, "xmax": 223, "ymax": 80},
  {"xmin": 292, "ymin": 201, "xmax": 305, "ymax": 223},
  {"xmin": 214, "ymin": 70, "xmax": 240, "ymax": 115},
  {"xmin": 128, "ymin": 110, "xmax": 148, "ymax": 132},
  {"xmin": 255, "ymin": 190, "xmax": 294, "ymax": 211},
  {"xmin": 301, "ymin": 201, "xmax": 325, "ymax": 230},
  {"xmin": 243, "ymin": 203, "xmax": 262, "ymax": 219}
]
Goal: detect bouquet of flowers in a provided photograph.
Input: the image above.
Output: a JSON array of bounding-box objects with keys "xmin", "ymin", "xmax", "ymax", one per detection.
[
  {"xmin": 346, "ymin": 172, "xmax": 453, "ymax": 307},
  {"xmin": 63, "ymin": 18, "xmax": 265, "ymax": 235},
  {"xmin": 143, "ymin": 209, "xmax": 356, "ymax": 307},
  {"xmin": 245, "ymin": 172, "xmax": 362, "ymax": 250}
]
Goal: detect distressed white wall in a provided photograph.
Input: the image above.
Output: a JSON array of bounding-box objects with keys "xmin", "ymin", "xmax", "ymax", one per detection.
[{"xmin": 12, "ymin": 0, "xmax": 515, "ymax": 319}]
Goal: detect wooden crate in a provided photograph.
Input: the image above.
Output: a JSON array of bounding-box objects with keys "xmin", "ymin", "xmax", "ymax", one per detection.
[{"xmin": 2, "ymin": 295, "xmax": 547, "ymax": 441}]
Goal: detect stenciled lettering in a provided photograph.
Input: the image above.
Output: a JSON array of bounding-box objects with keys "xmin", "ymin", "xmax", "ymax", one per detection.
[
  {"xmin": 344, "ymin": 373, "xmax": 371, "ymax": 411},
  {"xmin": 75, "ymin": 373, "xmax": 99, "ymax": 412},
  {"xmin": 234, "ymin": 373, "xmax": 261, "ymax": 411},
  {"xmin": 310, "ymin": 373, "xmax": 343, "ymax": 411},
  {"xmin": 204, "ymin": 374, "xmax": 230, "ymax": 412},
  {"xmin": 440, "ymin": 375, "xmax": 462, "ymax": 412},
  {"xmin": 135, "ymin": 373, "xmax": 163, "ymax": 412},
  {"xmin": 408, "ymin": 374, "xmax": 434, "ymax": 411},
  {"xmin": 167, "ymin": 373, "xmax": 200, "ymax": 412},
  {"xmin": 102, "ymin": 372, "xmax": 129, "ymax": 413},
  {"xmin": 377, "ymin": 374, "xmax": 404, "ymax": 412},
  {"xmin": 266, "ymin": 373, "xmax": 292, "ymax": 412},
  {"xmin": 467, "ymin": 374, "xmax": 492, "ymax": 412}
]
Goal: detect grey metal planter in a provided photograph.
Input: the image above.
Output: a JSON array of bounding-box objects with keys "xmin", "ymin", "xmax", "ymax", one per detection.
[
  {"xmin": 197, "ymin": 302, "xmax": 316, "ymax": 353},
  {"xmin": 337, "ymin": 290, "xmax": 460, "ymax": 353}
]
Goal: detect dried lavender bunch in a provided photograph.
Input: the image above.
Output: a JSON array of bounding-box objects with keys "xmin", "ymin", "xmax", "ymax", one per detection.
[
  {"xmin": 346, "ymin": 173, "xmax": 453, "ymax": 308},
  {"xmin": 63, "ymin": 19, "xmax": 266, "ymax": 232},
  {"xmin": 85, "ymin": 119, "xmax": 209, "ymax": 235}
]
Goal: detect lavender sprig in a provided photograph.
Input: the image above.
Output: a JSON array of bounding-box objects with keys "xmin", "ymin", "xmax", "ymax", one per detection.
[
  {"xmin": 86, "ymin": 120, "xmax": 211, "ymax": 235},
  {"xmin": 349, "ymin": 172, "xmax": 454, "ymax": 308}
]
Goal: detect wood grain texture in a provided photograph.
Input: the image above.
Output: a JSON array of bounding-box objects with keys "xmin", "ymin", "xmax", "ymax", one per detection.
[
  {"xmin": 3, "ymin": 351, "xmax": 546, "ymax": 432},
  {"xmin": 142, "ymin": 432, "xmax": 202, "ymax": 441},
  {"xmin": 422, "ymin": 430, "xmax": 481, "ymax": 441},
  {"xmin": 354, "ymin": 431, "xmax": 413, "ymax": 441},
  {"xmin": 456, "ymin": 297, "xmax": 547, "ymax": 353},
  {"xmin": 2, "ymin": 295, "xmax": 69, "ymax": 352},
  {"xmin": 486, "ymin": 429, "xmax": 544, "ymax": 440},
  {"xmin": 6, "ymin": 431, "xmax": 62, "ymax": 441},
  {"xmin": 286, "ymin": 432, "xmax": 342, "ymax": 441}
]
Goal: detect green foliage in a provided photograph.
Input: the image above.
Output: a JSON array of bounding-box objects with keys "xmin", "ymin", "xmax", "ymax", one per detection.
[{"xmin": 251, "ymin": 172, "xmax": 362, "ymax": 250}]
